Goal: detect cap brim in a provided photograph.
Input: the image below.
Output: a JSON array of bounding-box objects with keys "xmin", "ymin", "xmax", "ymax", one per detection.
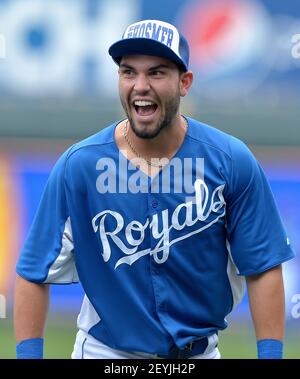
[{"xmin": 108, "ymin": 38, "xmax": 187, "ymax": 72}]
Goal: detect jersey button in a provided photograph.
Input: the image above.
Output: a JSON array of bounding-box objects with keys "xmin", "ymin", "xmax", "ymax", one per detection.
[{"xmin": 151, "ymin": 199, "xmax": 159, "ymax": 209}]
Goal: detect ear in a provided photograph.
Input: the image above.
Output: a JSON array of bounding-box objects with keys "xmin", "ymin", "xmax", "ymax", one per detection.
[{"xmin": 179, "ymin": 71, "xmax": 193, "ymax": 97}]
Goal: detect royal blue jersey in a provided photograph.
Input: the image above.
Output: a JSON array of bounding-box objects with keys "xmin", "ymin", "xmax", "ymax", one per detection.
[{"xmin": 17, "ymin": 117, "xmax": 295, "ymax": 355}]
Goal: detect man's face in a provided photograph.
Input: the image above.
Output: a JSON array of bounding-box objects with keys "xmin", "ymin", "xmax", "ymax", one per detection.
[{"xmin": 118, "ymin": 55, "xmax": 184, "ymax": 139}]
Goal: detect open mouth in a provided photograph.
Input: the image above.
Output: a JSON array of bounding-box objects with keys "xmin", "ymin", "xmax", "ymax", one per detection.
[{"xmin": 133, "ymin": 100, "xmax": 158, "ymax": 117}]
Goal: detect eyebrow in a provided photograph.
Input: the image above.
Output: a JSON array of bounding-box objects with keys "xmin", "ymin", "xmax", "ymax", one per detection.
[
  {"xmin": 148, "ymin": 64, "xmax": 171, "ymax": 71},
  {"xmin": 119, "ymin": 63, "xmax": 135, "ymax": 70},
  {"xmin": 119, "ymin": 63, "xmax": 171, "ymax": 71}
]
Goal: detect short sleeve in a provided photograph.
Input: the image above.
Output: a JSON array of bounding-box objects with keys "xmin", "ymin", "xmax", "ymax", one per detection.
[
  {"xmin": 225, "ymin": 137, "xmax": 295, "ymax": 276},
  {"xmin": 16, "ymin": 149, "xmax": 79, "ymax": 284}
]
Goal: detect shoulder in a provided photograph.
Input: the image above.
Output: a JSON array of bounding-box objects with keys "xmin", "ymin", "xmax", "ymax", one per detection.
[
  {"xmin": 48, "ymin": 122, "xmax": 118, "ymax": 179},
  {"xmin": 66, "ymin": 122, "xmax": 117, "ymax": 160},
  {"xmin": 186, "ymin": 117, "xmax": 255, "ymax": 162}
]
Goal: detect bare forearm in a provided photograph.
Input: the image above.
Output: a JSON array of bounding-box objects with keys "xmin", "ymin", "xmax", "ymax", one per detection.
[
  {"xmin": 246, "ymin": 265, "xmax": 285, "ymax": 340},
  {"xmin": 14, "ymin": 274, "xmax": 50, "ymax": 342}
]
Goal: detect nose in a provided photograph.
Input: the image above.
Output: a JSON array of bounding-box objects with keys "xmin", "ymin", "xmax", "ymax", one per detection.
[{"xmin": 133, "ymin": 73, "xmax": 150, "ymax": 93}]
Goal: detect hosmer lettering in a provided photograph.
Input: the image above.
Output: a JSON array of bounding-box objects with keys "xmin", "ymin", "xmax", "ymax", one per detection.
[{"xmin": 125, "ymin": 21, "xmax": 175, "ymax": 48}]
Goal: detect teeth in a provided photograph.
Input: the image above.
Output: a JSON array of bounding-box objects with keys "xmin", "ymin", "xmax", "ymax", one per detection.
[{"xmin": 134, "ymin": 100, "xmax": 155, "ymax": 107}]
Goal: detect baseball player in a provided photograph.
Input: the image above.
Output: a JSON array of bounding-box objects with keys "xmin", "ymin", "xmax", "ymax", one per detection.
[{"xmin": 15, "ymin": 19, "xmax": 295, "ymax": 359}]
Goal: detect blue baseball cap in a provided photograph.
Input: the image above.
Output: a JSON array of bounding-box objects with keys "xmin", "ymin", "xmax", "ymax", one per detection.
[{"xmin": 108, "ymin": 20, "xmax": 190, "ymax": 72}]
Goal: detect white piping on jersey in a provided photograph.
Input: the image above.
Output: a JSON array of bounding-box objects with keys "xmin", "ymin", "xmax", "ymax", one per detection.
[
  {"xmin": 44, "ymin": 217, "xmax": 79, "ymax": 283},
  {"xmin": 225, "ymin": 239, "xmax": 245, "ymax": 308},
  {"xmin": 77, "ymin": 295, "xmax": 101, "ymax": 334},
  {"xmin": 92, "ymin": 178, "xmax": 226, "ymax": 269}
]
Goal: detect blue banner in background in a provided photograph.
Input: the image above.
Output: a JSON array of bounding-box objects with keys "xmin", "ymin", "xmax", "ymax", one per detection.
[
  {"xmin": 174, "ymin": 0, "xmax": 300, "ymax": 100},
  {"xmin": 0, "ymin": 0, "xmax": 299, "ymax": 99}
]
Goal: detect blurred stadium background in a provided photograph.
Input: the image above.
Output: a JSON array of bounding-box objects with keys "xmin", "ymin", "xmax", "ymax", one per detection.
[{"xmin": 0, "ymin": 0, "xmax": 299, "ymax": 358}]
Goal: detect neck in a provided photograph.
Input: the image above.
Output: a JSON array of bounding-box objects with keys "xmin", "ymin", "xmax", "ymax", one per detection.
[{"xmin": 126, "ymin": 114, "xmax": 187, "ymax": 159}]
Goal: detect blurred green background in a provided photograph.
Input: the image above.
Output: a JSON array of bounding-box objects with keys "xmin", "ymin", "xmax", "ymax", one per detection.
[{"xmin": 1, "ymin": 314, "xmax": 300, "ymax": 359}]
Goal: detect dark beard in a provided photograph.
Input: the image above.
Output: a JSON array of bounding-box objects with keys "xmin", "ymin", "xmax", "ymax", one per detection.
[{"xmin": 121, "ymin": 91, "xmax": 180, "ymax": 139}]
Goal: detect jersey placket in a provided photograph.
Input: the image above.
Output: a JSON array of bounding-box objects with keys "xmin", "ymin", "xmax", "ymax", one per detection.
[{"xmin": 147, "ymin": 180, "xmax": 170, "ymax": 335}]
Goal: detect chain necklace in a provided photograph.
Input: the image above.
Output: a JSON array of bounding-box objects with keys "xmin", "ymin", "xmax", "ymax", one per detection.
[{"xmin": 123, "ymin": 118, "xmax": 188, "ymax": 167}]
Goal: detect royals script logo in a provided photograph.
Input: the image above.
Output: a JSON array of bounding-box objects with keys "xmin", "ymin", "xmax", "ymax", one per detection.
[{"xmin": 92, "ymin": 179, "xmax": 226, "ymax": 269}]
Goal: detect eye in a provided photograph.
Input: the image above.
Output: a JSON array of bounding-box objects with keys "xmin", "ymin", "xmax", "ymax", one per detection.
[
  {"xmin": 124, "ymin": 69, "xmax": 133, "ymax": 75},
  {"xmin": 150, "ymin": 70, "xmax": 164, "ymax": 77},
  {"xmin": 120, "ymin": 69, "xmax": 135, "ymax": 78}
]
